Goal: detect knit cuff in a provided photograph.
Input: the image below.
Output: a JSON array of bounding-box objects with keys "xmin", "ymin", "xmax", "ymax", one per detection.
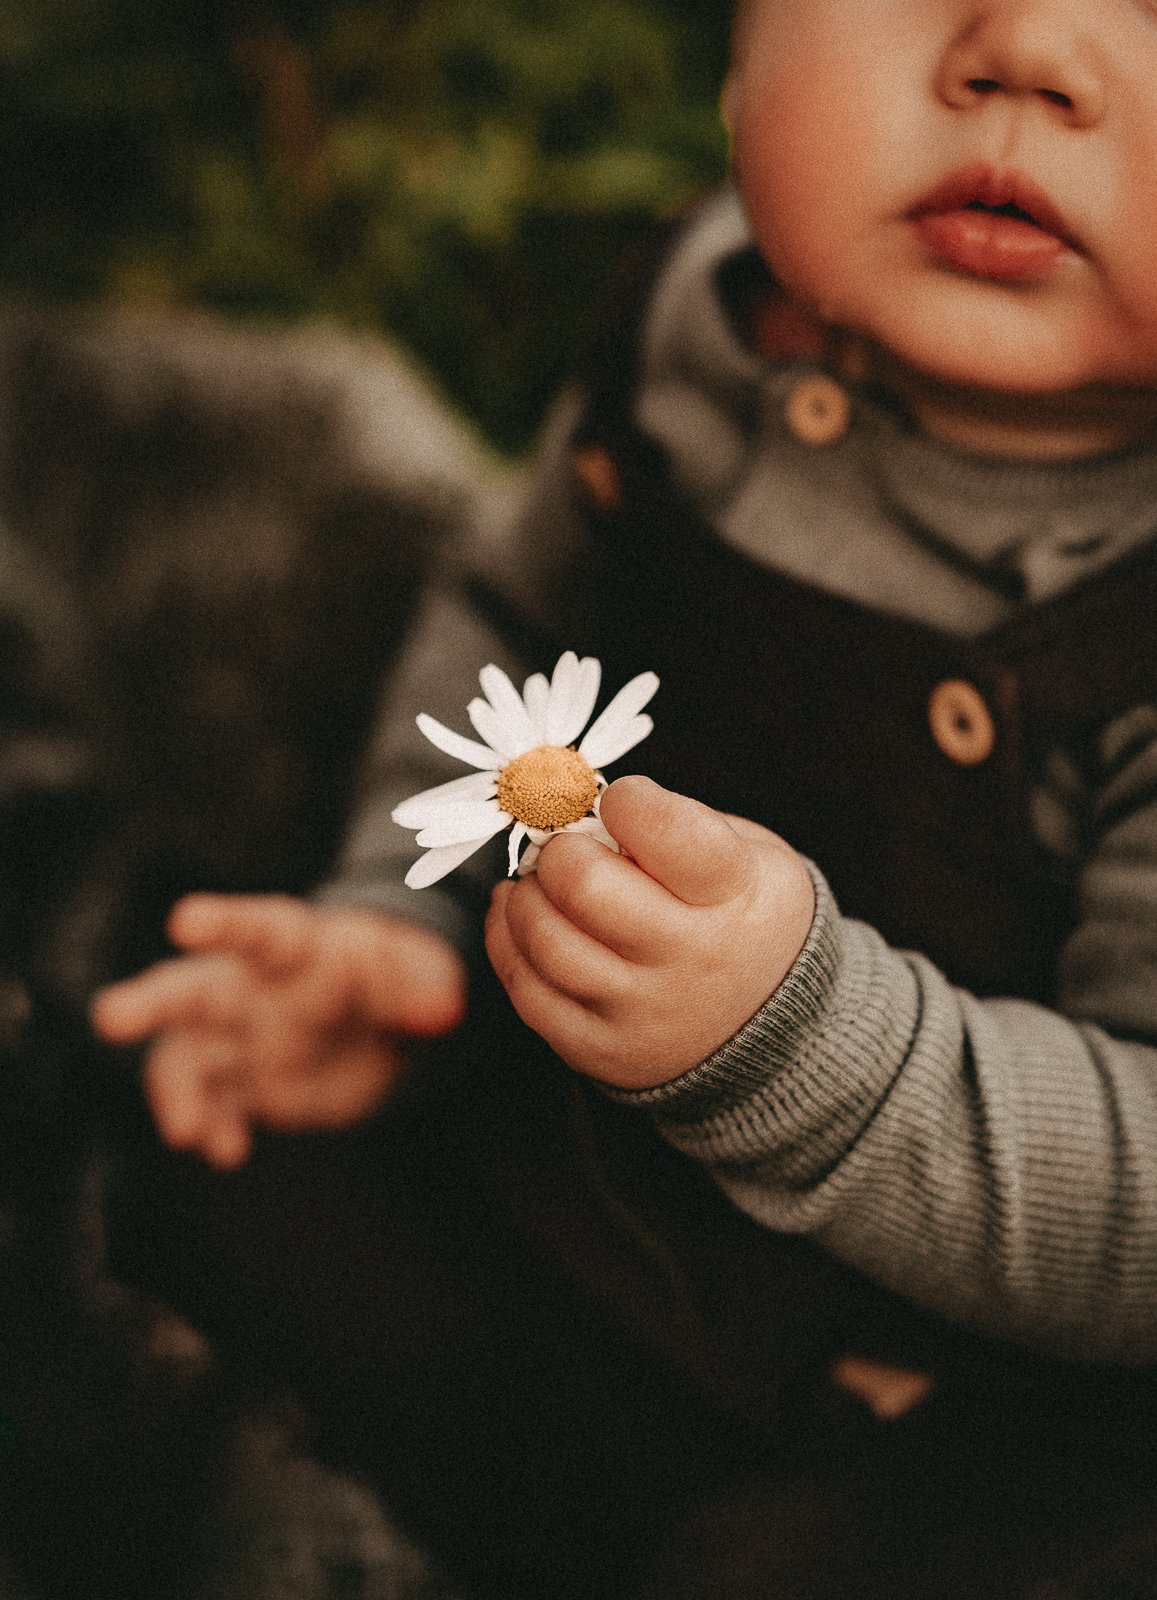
[{"xmin": 610, "ymin": 862, "xmax": 923, "ymax": 1186}]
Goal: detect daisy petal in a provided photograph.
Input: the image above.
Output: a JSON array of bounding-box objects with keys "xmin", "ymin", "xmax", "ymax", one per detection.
[
  {"xmin": 478, "ymin": 664, "xmax": 538, "ymax": 755},
  {"xmin": 514, "ymin": 813, "xmax": 619, "ymax": 874},
  {"xmin": 467, "ymin": 697, "xmax": 529, "ymax": 761},
  {"xmin": 516, "ymin": 840, "xmax": 542, "ymax": 877},
  {"xmin": 392, "ymin": 770, "xmax": 498, "ymax": 829},
  {"xmin": 579, "ymin": 712, "xmax": 653, "ymax": 769},
  {"xmin": 416, "ymin": 713, "xmax": 500, "ymax": 771},
  {"xmin": 547, "ymin": 652, "xmax": 602, "ymax": 746},
  {"xmin": 507, "ymin": 821, "xmax": 528, "ymax": 876},
  {"xmin": 405, "ymin": 837, "xmax": 494, "ymax": 890},
  {"xmin": 578, "ymin": 672, "xmax": 659, "ymax": 765},
  {"xmin": 544, "ymin": 651, "xmax": 578, "ymax": 742},
  {"xmin": 522, "ymin": 673, "xmax": 550, "ymax": 741},
  {"xmin": 415, "ymin": 801, "xmax": 510, "ymax": 849},
  {"xmin": 565, "ymin": 814, "xmax": 619, "ymax": 845}
]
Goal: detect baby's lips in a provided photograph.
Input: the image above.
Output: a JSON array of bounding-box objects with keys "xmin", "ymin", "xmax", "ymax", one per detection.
[
  {"xmin": 910, "ymin": 160, "xmax": 1076, "ymax": 282},
  {"xmin": 914, "ymin": 208, "xmax": 1067, "ymax": 281}
]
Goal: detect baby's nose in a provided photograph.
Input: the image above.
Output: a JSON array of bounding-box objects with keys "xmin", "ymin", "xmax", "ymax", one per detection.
[{"xmin": 935, "ymin": 0, "xmax": 1106, "ymax": 130}]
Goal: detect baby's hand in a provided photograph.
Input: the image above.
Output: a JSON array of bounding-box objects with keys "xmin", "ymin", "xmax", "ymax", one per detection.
[
  {"xmin": 484, "ymin": 775, "xmax": 814, "ymax": 1089},
  {"xmin": 91, "ymin": 897, "xmax": 466, "ymax": 1168}
]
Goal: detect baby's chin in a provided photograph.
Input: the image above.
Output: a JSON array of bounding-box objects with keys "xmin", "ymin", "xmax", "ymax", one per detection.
[{"xmin": 860, "ymin": 297, "xmax": 1141, "ymax": 403}]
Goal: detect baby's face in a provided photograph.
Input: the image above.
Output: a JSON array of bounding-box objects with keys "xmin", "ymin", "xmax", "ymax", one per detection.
[{"xmin": 727, "ymin": 0, "xmax": 1157, "ymax": 397}]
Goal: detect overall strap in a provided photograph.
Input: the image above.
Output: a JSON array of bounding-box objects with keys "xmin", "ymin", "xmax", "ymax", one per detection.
[{"xmin": 984, "ymin": 535, "xmax": 1157, "ymax": 750}]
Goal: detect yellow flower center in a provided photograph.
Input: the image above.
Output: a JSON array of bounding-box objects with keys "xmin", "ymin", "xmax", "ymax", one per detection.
[{"xmin": 496, "ymin": 744, "xmax": 599, "ymax": 831}]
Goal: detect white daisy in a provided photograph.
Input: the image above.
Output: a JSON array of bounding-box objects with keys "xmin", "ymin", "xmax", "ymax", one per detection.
[{"xmin": 392, "ymin": 651, "xmax": 659, "ymax": 889}]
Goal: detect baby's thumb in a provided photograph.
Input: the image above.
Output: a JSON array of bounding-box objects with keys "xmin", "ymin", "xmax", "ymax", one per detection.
[{"xmin": 598, "ymin": 776, "xmax": 751, "ymax": 906}]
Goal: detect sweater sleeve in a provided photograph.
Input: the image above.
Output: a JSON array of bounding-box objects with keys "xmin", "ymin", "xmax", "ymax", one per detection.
[{"xmin": 616, "ymin": 718, "xmax": 1157, "ymax": 1366}]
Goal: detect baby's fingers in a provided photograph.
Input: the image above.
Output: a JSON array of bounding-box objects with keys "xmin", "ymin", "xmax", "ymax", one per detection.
[
  {"xmin": 491, "ymin": 876, "xmax": 627, "ymax": 1007},
  {"xmin": 144, "ymin": 1032, "xmax": 252, "ymax": 1169},
  {"xmin": 248, "ymin": 1037, "xmax": 404, "ymax": 1132},
  {"xmin": 485, "ymin": 893, "xmax": 608, "ymax": 1072},
  {"xmin": 167, "ymin": 893, "xmax": 316, "ymax": 976},
  {"xmin": 599, "ymin": 776, "xmax": 752, "ymax": 907},
  {"xmin": 91, "ymin": 954, "xmax": 247, "ymax": 1044}
]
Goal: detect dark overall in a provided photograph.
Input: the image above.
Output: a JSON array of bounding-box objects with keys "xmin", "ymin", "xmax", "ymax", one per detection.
[{"xmin": 110, "ymin": 221, "xmax": 1157, "ymax": 1600}]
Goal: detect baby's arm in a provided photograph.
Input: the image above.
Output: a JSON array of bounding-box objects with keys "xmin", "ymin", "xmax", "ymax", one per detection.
[
  {"xmin": 91, "ymin": 896, "xmax": 466, "ymax": 1168},
  {"xmin": 488, "ymin": 763, "xmax": 1157, "ymax": 1366}
]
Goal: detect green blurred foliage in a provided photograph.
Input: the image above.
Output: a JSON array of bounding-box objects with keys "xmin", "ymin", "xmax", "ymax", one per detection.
[{"xmin": 0, "ymin": 1, "xmax": 731, "ymax": 450}]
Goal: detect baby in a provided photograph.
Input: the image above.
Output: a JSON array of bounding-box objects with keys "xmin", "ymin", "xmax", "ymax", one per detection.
[{"xmin": 94, "ymin": 3, "xmax": 1157, "ymax": 1595}]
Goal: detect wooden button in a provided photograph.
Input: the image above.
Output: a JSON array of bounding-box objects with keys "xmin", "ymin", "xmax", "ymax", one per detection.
[
  {"xmin": 784, "ymin": 374, "xmax": 851, "ymax": 445},
  {"xmin": 928, "ymin": 678, "xmax": 997, "ymax": 766},
  {"xmin": 572, "ymin": 444, "xmax": 622, "ymax": 512}
]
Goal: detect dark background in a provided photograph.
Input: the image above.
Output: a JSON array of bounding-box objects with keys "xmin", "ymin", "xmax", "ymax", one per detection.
[{"xmin": 0, "ymin": 1, "xmax": 731, "ymax": 453}]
